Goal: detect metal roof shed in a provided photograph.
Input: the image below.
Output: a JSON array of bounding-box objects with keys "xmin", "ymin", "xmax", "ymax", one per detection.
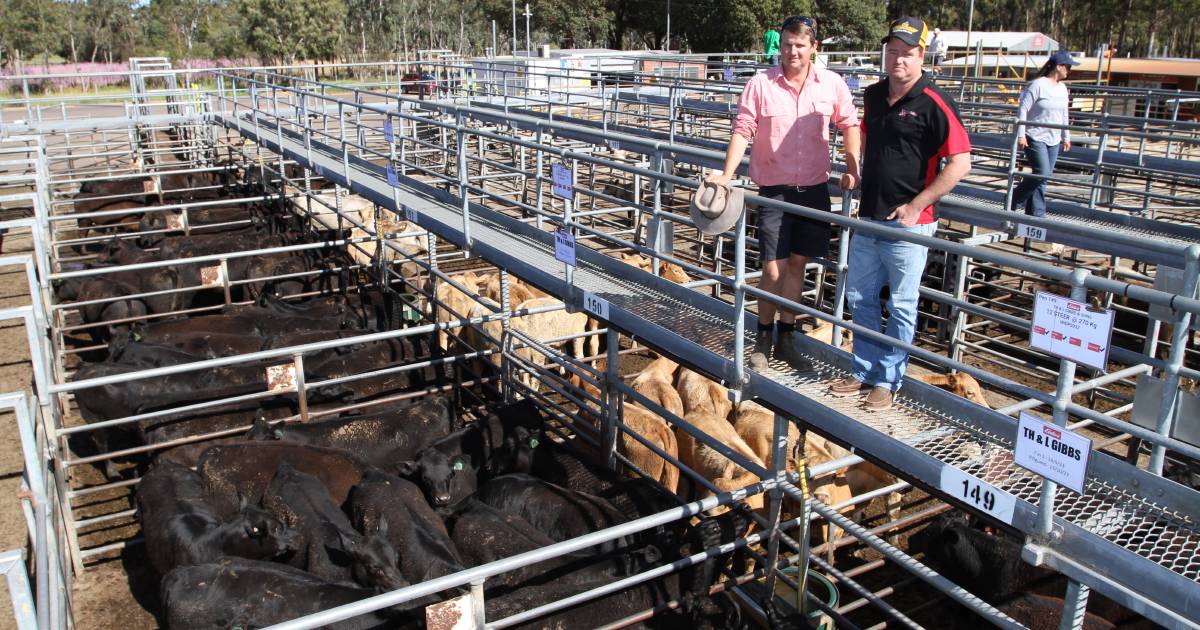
[{"xmin": 937, "ymin": 31, "xmax": 1059, "ymax": 52}]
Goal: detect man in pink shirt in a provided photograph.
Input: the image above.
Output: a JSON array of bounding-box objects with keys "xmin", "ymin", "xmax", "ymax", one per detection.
[{"xmin": 709, "ymin": 16, "xmax": 862, "ymax": 371}]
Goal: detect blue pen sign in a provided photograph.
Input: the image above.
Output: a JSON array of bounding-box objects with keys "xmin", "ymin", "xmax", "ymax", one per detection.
[
  {"xmin": 383, "ymin": 119, "xmax": 394, "ymax": 143},
  {"xmin": 386, "ymin": 164, "xmax": 399, "ymax": 187}
]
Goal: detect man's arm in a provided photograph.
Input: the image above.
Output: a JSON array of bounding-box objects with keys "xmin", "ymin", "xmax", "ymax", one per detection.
[
  {"xmin": 710, "ymin": 78, "xmax": 759, "ymax": 185},
  {"xmin": 886, "ymin": 152, "xmax": 971, "ymax": 226},
  {"xmin": 840, "ymin": 126, "xmax": 862, "ymax": 190},
  {"xmin": 709, "ymin": 134, "xmax": 750, "ymax": 186}
]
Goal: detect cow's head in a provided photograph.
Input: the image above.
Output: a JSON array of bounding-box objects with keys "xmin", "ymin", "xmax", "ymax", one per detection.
[
  {"xmin": 395, "ymin": 450, "xmax": 473, "ymax": 507},
  {"xmin": 245, "ymin": 412, "xmax": 281, "ymax": 441},
  {"xmin": 225, "ymin": 496, "xmax": 303, "ymax": 561},
  {"xmin": 486, "ymin": 425, "xmax": 540, "ymax": 477},
  {"xmin": 333, "ymin": 522, "xmax": 407, "ymax": 591}
]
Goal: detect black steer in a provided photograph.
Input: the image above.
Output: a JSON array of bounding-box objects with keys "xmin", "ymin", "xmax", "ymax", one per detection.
[
  {"xmin": 263, "ymin": 462, "xmax": 405, "ymax": 590},
  {"xmin": 135, "ymin": 460, "xmax": 300, "ymax": 576}
]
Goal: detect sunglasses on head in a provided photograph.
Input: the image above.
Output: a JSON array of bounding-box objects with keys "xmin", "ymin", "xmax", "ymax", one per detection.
[{"xmin": 781, "ymin": 16, "xmax": 816, "ymax": 30}]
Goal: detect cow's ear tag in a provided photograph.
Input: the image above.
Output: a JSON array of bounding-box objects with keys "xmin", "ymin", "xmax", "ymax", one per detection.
[
  {"xmin": 529, "ymin": 438, "xmax": 539, "ymax": 448},
  {"xmin": 273, "ymin": 429, "xmax": 284, "ymax": 439},
  {"xmin": 132, "ymin": 332, "xmax": 142, "ymax": 342},
  {"xmin": 452, "ymin": 459, "xmax": 465, "ymax": 471}
]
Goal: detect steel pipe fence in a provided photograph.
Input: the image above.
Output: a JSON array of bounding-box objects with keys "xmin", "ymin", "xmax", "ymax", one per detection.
[
  {"xmin": 2, "ymin": 58, "xmax": 1199, "ymax": 629},
  {"xmin": 214, "ymin": 67, "xmax": 1200, "ymax": 627}
]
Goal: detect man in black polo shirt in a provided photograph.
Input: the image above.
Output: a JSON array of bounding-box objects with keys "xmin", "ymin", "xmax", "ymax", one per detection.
[{"xmin": 827, "ymin": 16, "xmax": 972, "ymax": 411}]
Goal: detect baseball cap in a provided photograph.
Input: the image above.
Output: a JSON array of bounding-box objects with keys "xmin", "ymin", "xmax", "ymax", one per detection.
[
  {"xmin": 882, "ymin": 16, "xmax": 930, "ymax": 47},
  {"xmin": 1050, "ymin": 50, "xmax": 1080, "ymax": 66}
]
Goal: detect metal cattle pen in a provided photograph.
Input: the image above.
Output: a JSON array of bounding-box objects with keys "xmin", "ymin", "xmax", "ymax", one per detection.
[{"xmin": 0, "ymin": 56, "xmax": 1197, "ymax": 629}]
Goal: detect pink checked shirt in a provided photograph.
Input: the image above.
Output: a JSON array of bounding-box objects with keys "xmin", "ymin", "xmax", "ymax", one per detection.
[{"xmin": 732, "ymin": 66, "xmax": 859, "ymax": 187}]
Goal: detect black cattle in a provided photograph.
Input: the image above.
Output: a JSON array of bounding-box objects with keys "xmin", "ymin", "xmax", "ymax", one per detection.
[
  {"xmin": 263, "ymin": 463, "xmax": 404, "ymax": 589},
  {"xmin": 112, "ymin": 328, "xmax": 263, "ymax": 360},
  {"xmin": 137, "ymin": 205, "xmax": 269, "ymax": 248},
  {"xmin": 160, "ymin": 557, "xmax": 420, "ymax": 630},
  {"xmin": 135, "ymin": 460, "xmax": 300, "ymax": 576},
  {"xmin": 348, "ymin": 469, "xmax": 465, "ymax": 584},
  {"xmin": 143, "ymin": 405, "xmax": 294, "ymax": 447},
  {"xmin": 475, "ymin": 474, "xmax": 629, "ymax": 552},
  {"xmin": 396, "ymin": 418, "xmax": 540, "ymax": 508},
  {"xmin": 247, "ymin": 396, "xmax": 456, "ymax": 468},
  {"xmin": 447, "ymin": 498, "xmax": 648, "ymax": 595},
  {"xmin": 60, "ymin": 267, "xmax": 182, "ymax": 321},
  {"xmin": 197, "ymin": 441, "xmax": 368, "ymax": 519},
  {"xmin": 70, "ymin": 359, "xmax": 352, "ymax": 429},
  {"xmin": 913, "ymin": 512, "xmax": 1144, "ymax": 629},
  {"xmin": 532, "ymin": 441, "xmax": 681, "ymax": 521},
  {"xmin": 160, "ymin": 230, "xmax": 291, "ymax": 260},
  {"xmin": 69, "ymin": 277, "xmax": 150, "ymax": 343}
]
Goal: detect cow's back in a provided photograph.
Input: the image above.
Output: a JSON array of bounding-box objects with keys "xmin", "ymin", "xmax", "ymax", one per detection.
[{"xmin": 198, "ymin": 442, "xmax": 366, "ymax": 518}]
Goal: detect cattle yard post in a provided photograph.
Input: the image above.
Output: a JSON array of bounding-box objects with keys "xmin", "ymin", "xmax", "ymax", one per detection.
[
  {"xmin": 499, "ymin": 269, "xmax": 515, "ymax": 403},
  {"xmin": 730, "ymin": 203, "xmax": 748, "ymax": 393},
  {"xmin": 759, "ymin": 412, "xmax": 791, "ymax": 622},
  {"xmin": 1059, "ymin": 579, "xmax": 1091, "ymax": 630},
  {"xmin": 602, "ymin": 328, "xmax": 621, "ymax": 469},
  {"xmin": 1035, "ymin": 267, "xmax": 1090, "ymax": 537},
  {"xmin": 1147, "ymin": 245, "xmax": 1200, "ymax": 474},
  {"xmin": 830, "ymin": 188, "xmax": 854, "ymax": 350}
]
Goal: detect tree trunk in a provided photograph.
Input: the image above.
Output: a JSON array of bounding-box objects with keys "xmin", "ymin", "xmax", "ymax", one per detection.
[{"xmin": 1115, "ymin": 0, "xmax": 1134, "ymax": 54}]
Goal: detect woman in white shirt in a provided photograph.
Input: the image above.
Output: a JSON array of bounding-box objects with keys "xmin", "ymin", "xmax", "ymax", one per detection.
[{"xmin": 1011, "ymin": 50, "xmax": 1079, "ymax": 217}]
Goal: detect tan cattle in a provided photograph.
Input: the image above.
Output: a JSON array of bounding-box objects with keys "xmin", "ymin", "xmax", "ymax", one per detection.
[
  {"xmin": 619, "ymin": 253, "xmax": 692, "ymax": 284},
  {"xmin": 805, "ymin": 321, "xmax": 854, "ymax": 351},
  {"xmin": 676, "ymin": 409, "xmax": 766, "ymax": 513},
  {"xmin": 676, "ymin": 368, "xmax": 732, "ymax": 421},
  {"xmin": 619, "ymin": 403, "xmax": 680, "ymax": 493},
  {"xmin": 433, "ymin": 271, "xmax": 484, "ymax": 351},
  {"xmin": 631, "ymin": 356, "xmax": 684, "ymax": 419},
  {"xmin": 913, "ymin": 372, "xmax": 991, "ymax": 408}
]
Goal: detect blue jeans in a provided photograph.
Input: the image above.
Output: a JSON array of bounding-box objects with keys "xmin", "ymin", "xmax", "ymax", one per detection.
[
  {"xmin": 845, "ymin": 220, "xmax": 938, "ymax": 391},
  {"xmin": 1011, "ymin": 139, "xmax": 1060, "ymax": 218}
]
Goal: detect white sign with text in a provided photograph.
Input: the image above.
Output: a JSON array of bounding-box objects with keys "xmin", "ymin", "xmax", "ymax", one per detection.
[
  {"xmin": 1017, "ymin": 223, "xmax": 1047, "ymax": 241},
  {"xmin": 939, "ymin": 465, "xmax": 1016, "ymax": 524},
  {"xmin": 1014, "ymin": 411, "xmax": 1092, "ymax": 495},
  {"xmin": 582, "ymin": 291, "xmax": 609, "ymax": 320},
  {"xmin": 551, "ymin": 163, "xmax": 574, "ymax": 200},
  {"xmin": 1030, "ymin": 292, "xmax": 1115, "ymax": 371},
  {"xmin": 554, "ymin": 229, "xmax": 576, "ymax": 266}
]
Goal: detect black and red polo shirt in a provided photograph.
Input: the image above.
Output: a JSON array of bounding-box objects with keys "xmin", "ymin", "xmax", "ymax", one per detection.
[{"xmin": 859, "ymin": 72, "xmax": 971, "ymax": 224}]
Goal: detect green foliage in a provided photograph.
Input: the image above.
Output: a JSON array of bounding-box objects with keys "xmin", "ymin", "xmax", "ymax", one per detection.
[
  {"xmin": 0, "ymin": 0, "xmax": 68, "ymax": 69},
  {"xmin": 815, "ymin": 0, "xmax": 886, "ymax": 50},
  {"xmin": 238, "ymin": 0, "xmax": 347, "ymax": 64},
  {"xmin": 4, "ymin": 0, "xmax": 1199, "ymax": 65}
]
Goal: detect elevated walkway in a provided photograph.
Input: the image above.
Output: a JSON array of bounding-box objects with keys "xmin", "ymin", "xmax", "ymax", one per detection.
[{"xmin": 216, "ymin": 105, "xmax": 1200, "ymax": 628}]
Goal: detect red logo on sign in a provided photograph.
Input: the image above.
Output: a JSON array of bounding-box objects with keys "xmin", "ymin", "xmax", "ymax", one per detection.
[
  {"xmin": 1069, "ymin": 337, "xmax": 1082, "ymax": 346},
  {"xmin": 1034, "ymin": 326, "xmax": 1048, "ymax": 335},
  {"xmin": 1087, "ymin": 342, "xmax": 1102, "ymax": 352},
  {"xmin": 1033, "ymin": 34, "xmax": 1045, "ymax": 47},
  {"xmin": 1052, "ymin": 331, "xmax": 1065, "ymax": 340},
  {"xmin": 1043, "ymin": 425, "xmax": 1062, "ymax": 440},
  {"xmin": 1068, "ymin": 302, "xmax": 1081, "ymax": 311}
]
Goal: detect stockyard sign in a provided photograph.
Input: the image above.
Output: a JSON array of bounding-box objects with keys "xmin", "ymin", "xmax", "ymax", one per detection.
[
  {"xmin": 551, "ymin": 162, "xmax": 574, "ymax": 200},
  {"xmin": 200, "ymin": 264, "xmax": 225, "ymax": 287},
  {"xmin": 1030, "ymin": 291, "xmax": 1115, "ymax": 371},
  {"xmin": 266, "ymin": 364, "xmax": 298, "ymax": 392},
  {"xmin": 554, "ymin": 228, "xmax": 576, "ymax": 266},
  {"xmin": 1014, "ymin": 411, "xmax": 1092, "ymax": 494}
]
